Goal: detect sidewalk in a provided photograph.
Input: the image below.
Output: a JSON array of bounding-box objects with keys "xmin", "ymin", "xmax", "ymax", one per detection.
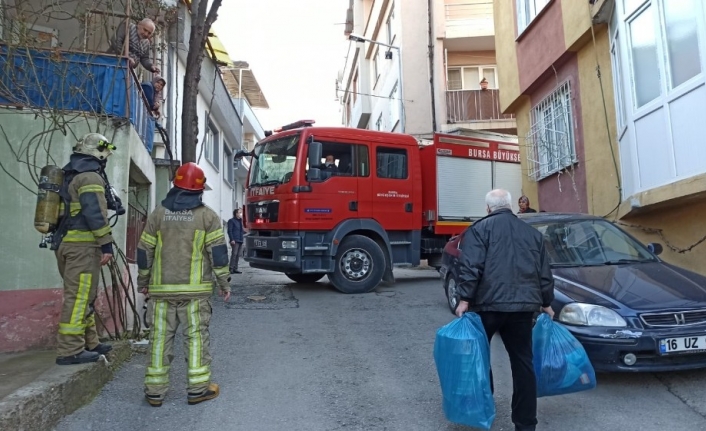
[{"xmin": 0, "ymin": 342, "xmax": 132, "ymax": 431}]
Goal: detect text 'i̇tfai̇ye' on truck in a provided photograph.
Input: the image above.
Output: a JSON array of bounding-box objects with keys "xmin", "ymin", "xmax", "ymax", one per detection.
[{"xmin": 234, "ymin": 120, "xmax": 521, "ymax": 294}]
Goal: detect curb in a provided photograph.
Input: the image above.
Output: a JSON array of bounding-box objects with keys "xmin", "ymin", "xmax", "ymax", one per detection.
[{"xmin": 0, "ymin": 341, "xmax": 132, "ymax": 431}]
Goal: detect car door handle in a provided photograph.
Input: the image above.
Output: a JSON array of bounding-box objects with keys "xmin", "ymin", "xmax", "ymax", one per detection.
[
  {"xmin": 405, "ymin": 203, "xmax": 413, "ymax": 212},
  {"xmin": 349, "ymin": 201, "xmax": 358, "ymax": 211}
]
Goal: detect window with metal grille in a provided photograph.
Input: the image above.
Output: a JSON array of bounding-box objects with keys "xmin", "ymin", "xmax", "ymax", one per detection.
[{"xmin": 526, "ymin": 80, "xmax": 576, "ymax": 181}]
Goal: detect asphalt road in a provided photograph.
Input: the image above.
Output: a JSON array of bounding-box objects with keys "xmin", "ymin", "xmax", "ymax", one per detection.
[{"xmin": 54, "ymin": 266, "xmax": 706, "ymax": 431}]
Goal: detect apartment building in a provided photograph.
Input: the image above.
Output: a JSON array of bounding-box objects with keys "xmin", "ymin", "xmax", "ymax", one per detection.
[
  {"xmin": 494, "ymin": 0, "xmax": 706, "ymax": 274},
  {"xmin": 0, "ymin": 0, "xmax": 268, "ymax": 352},
  {"xmin": 338, "ymin": 0, "xmax": 516, "ymax": 138}
]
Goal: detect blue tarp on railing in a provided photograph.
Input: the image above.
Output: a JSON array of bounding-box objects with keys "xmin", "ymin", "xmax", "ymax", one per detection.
[{"xmin": 0, "ymin": 45, "xmax": 154, "ymax": 152}]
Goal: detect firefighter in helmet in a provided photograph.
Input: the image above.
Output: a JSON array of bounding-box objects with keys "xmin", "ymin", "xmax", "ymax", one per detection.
[
  {"xmin": 137, "ymin": 162, "xmax": 231, "ymax": 407},
  {"xmin": 54, "ymin": 132, "xmax": 116, "ymax": 365}
]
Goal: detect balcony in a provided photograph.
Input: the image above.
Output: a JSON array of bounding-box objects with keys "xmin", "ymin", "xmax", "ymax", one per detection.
[
  {"xmin": 0, "ymin": 44, "xmax": 154, "ymax": 152},
  {"xmin": 444, "ymin": 1, "xmax": 495, "ymax": 50},
  {"xmin": 446, "ymin": 89, "xmax": 516, "ymax": 131}
]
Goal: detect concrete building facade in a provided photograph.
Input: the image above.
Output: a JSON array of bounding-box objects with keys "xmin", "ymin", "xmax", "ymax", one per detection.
[
  {"xmin": 494, "ymin": 0, "xmax": 706, "ymax": 275},
  {"xmin": 0, "ymin": 0, "xmax": 268, "ymax": 352},
  {"xmin": 338, "ymin": 0, "xmax": 517, "ymax": 138}
]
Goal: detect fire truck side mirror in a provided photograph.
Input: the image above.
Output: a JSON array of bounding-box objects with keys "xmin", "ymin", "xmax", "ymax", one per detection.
[{"xmin": 307, "ymin": 140, "xmax": 323, "ymax": 182}]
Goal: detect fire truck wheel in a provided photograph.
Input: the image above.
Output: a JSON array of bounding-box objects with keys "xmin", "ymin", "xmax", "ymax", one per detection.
[
  {"xmin": 285, "ymin": 273, "xmax": 325, "ymax": 284},
  {"xmin": 444, "ymin": 274, "xmax": 460, "ymax": 315},
  {"xmin": 331, "ymin": 235, "xmax": 385, "ymax": 294}
]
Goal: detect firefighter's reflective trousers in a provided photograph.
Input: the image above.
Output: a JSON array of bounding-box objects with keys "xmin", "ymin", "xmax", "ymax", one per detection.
[
  {"xmin": 55, "ymin": 244, "xmax": 101, "ymax": 357},
  {"xmin": 144, "ymin": 298, "xmax": 212, "ymax": 398}
]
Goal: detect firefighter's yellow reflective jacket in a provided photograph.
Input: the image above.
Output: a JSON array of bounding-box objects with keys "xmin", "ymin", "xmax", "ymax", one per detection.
[
  {"xmin": 58, "ymin": 171, "xmax": 114, "ymax": 247},
  {"xmin": 137, "ymin": 193, "xmax": 231, "ymax": 299}
]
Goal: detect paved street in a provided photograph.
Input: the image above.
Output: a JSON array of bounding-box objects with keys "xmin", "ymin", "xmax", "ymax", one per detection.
[{"xmin": 54, "ymin": 266, "xmax": 706, "ymax": 431}]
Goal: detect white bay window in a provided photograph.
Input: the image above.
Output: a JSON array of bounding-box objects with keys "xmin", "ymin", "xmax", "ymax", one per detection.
[{"xmin": 611, "ymin": 0, "xmax": 706, "ymax": 197}]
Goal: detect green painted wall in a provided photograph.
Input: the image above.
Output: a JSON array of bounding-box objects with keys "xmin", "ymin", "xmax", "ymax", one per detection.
[{"xmin": 0, "ymin": 111, "xmax": 143, "ymax": 291}]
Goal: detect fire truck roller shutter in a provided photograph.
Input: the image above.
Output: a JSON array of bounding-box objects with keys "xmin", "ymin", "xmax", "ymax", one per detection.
[{"xmin": 437, "ymin": 156, "xmax": 492, "ymax": 220}]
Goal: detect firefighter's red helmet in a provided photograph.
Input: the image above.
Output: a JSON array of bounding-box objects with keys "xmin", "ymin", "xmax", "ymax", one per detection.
[{"xmin": 174, "ymin": 162, "xmax": 206, "ymax": 191}]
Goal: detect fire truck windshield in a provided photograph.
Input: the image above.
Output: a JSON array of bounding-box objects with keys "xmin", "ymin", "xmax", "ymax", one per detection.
[{"xmin": 249, "ymin": 133, "xmax": 300, "ymax": 187}]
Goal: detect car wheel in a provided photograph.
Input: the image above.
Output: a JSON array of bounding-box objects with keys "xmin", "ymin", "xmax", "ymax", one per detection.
[
  {"xmin": 444, "ymin": 274, "xmax": 460, "ymax": 315},
  {"xmin": 330, "ymin": 235, "xmax": 385, "ymax": 294},
  {"xmin": 285, "ymin": 273, "xmax": 325, "ymax": 284}
]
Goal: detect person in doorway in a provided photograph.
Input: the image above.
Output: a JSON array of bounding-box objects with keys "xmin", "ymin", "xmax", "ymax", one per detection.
[
  {"xmin": 228, "ymin": 208, "xmax": 245, "ymax": 274},
  {"xmin": 137, "ymin": 162, "xmax": 231, "ymax": 407},
  {"xmin": 455, "ymin": 189, "xmax": 555, "ymax": 431},
  {"xmin": 53, "ymin": 133, "xmax": 117, "ymax": 365},
  {"xmin": 108, "ymin": 18, "xmax": 160, "ymax": 74},
  {"xmin": 518, "ymin": 195, "xmax": 537, "ymax": 214}
]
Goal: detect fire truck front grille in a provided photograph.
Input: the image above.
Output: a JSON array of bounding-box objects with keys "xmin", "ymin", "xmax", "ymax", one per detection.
[{"xmin": 247, "ymin": 200, "xmax": 279, "ymax": 223}]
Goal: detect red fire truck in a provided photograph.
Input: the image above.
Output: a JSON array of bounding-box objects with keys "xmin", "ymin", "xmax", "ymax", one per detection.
[{"xmin": 235, "ymin": 120, "xmax": 521, "ymax": 294}]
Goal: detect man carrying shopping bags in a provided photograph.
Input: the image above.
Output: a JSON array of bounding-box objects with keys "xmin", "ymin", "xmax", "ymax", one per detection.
[{"xmin": 455, "ymin": 189, "xmax": 555, "ymax": 431}]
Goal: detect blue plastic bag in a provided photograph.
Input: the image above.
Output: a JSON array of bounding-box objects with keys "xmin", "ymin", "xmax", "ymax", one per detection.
[
  {"xmin": 532, "ymin": 314, "xmax": 597, "ymax": 397},
  {"xmin": 433, "ymin": 312, "xmax": 496, "ymax": 430}
]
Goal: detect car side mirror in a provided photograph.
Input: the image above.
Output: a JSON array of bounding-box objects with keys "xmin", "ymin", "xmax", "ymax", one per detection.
[
  {"xmin": 647, "ymin": 243, "xmax": 663, "ymax": 256},
  {"xmin": 307, "ymin": 140, "xmax": 323, "ymax": 182}
]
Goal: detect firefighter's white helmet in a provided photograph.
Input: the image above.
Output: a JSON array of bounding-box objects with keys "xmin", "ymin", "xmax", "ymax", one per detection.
[{"xmin": 73, "ymin": 133, "xmax": 115, "ymax": 160}]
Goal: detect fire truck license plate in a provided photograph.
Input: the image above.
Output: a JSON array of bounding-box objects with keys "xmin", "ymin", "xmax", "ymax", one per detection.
[{"xmin": 253, "ymin": 239, "xmax": 268, "ymax": 248}]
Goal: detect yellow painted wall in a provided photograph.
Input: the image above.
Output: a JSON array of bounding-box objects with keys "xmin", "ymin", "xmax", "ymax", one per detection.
[
  {"xmin": 561, "ymin": 0, "xmax": 592, "ymax": 50},
  {"xmin": 493, "ymin": 0, "xmax": 521, "ymax": 112},
  {"xmin": 576, "ymin": 26, "xmax": 621, "ymax": 217},
  {"xmin": 620, "ymin": 201, "xmax": 706, "ymax": 276},
  {"xmin": 447, "ymin": 51, "xmax": 496, "ymax": 66}
]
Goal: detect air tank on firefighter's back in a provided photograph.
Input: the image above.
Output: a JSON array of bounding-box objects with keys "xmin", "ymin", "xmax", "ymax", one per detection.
[{"xmin": 34, "ymin": 165, "xmax": 64, "ymax": 234}]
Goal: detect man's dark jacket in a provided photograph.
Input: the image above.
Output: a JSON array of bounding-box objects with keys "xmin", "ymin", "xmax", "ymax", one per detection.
[
  {"xmin": 457, "ymin": 207, "xmax": 554, "ymax": 312},
  {"xmin": 227, "ymin": 217, "xmax": 244, "ymax": 243}
]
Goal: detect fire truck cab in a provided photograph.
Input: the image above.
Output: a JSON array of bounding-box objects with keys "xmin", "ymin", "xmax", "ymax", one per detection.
[{"xmin": 238, "ymin": 120, "xmax": 520, "ymax": 294}]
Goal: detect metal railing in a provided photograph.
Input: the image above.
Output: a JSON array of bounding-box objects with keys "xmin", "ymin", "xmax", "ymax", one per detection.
[
  {"xmin": 125, "ymin": 202, "xmax": 148, "ymax": 264},
  {"xmin": 446, "ymin": 89, "xmax": 515, "ymax": 123},
  {"xmin": 0, "ymin": 44, "xmax": 155, "ymax": 152}
]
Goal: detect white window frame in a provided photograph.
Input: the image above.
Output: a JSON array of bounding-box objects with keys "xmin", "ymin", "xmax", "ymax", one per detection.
[
  {"xmin": 375, "ymin": 113, "xmax": 383, "ymax": 131},
  {"xmin": 11, "ymin": 22, "xmax": 59, "ymax": 48},
  {"xmin": 526, "ymin": 80, "xmax": 576, "ymax": 181},
  {"xmin": 388, "ymin": 81, "xmax": 400, "ymax": 132},
  {"xmin": 446, "ymin": 65, "xmax": 498, "ymax": 91},
  {"xmin": 386, "ymin": 3, "xmax": 395, "ymax": 45},
  {"xmin": 205, "ymin": 119, "xmax": 220, "ymax": 172},
  {"xmin": 372, "ymin": 49, "xmax": 380, "ymax": 88},
  {"xmin": 223, "ymin": 144, "xmax": 233, "ymax": 187},
  {"xmin": 516, "ymin": 0, "xmax": 551, "ymax": 35}
]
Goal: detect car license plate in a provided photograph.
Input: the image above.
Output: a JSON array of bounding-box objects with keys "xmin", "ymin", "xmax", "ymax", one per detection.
[
  {"xmin": 659, "ymin": 336, "xmax": 706, "ymax": 355},
  {"xmin": 253, "ymin": 239, "xmax": 268, "ymax": 248}
]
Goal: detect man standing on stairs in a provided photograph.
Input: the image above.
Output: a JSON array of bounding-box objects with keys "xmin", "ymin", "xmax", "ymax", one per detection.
[{"xmin": 53, "ymin": 133, "xmax": 116, "ymax": 365}]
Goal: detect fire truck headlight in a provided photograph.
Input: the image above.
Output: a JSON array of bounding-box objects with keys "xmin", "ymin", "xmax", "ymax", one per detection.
[
  {"xmin": 280, "ymin": 256, "xmax": 296, "ymax": 262},
  {"xmin": 281, "ymin": 240, "xmax": 298, "ymax": 249}
]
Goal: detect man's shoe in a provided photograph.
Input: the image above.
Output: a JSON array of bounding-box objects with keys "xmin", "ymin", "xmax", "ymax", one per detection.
[
  {"xmin": 233, "ymin": 270, "xmax": 242, "ymax": 274},
  {"xmin": 89, "ymin": 343, "xmax": 113, "ymax": 355},
  {"xmin": 145, "ymin": 394, "xmax": 163, "ymax": 407},
  {"xmin": 187, "ymin": 383, "xmax": 219, "ymax": 405},
  {"xmin": 56, "ymin": 350, "xmax": 100, "ymax": 365}
]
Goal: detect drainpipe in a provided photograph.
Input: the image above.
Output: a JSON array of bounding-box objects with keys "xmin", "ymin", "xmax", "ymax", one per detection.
[{"xmin": 427, "ymin": 0, "xmax": 437, "ymax": 134}]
